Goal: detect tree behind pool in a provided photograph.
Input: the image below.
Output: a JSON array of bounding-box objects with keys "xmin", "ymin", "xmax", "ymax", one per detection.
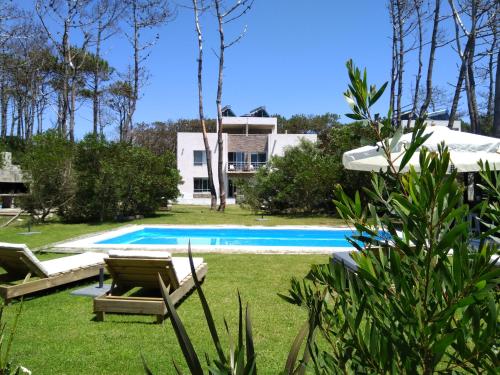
[{"xmin": 60, "ymin": 134, "xmax": 180, "ymax": 222}]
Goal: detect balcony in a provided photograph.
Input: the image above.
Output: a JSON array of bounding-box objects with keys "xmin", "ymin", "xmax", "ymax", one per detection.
[{"xmin": 227, "ymin": 162, "xmax": 266, "ymax": 173}]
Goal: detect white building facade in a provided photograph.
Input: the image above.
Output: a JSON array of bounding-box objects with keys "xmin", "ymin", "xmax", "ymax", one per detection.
[
  {"xmin": 177, "ymin": 107, "xmax": 317, "ymax": 204},
  {"xmin": 401, "ymin": 109, "xmax": 462, "ymax": 131}
]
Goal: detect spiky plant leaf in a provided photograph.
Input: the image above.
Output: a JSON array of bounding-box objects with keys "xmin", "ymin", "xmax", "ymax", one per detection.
[
  {"xmin": 158, "ymin": 274, "xmax": 204, "ymax": 375},
  {"xmin": 186, "ymin": 242, "xmax": 227, "ymax": 365}
]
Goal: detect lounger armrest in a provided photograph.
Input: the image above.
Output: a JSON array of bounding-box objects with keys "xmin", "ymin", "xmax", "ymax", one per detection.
[{"xmin": 0, "ymin": 242, "xmax": 50, "ymax": 277}]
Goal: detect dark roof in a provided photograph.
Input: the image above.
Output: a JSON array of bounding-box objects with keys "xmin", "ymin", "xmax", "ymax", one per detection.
[
  {"xmin": 242, "ymin": 106, "xmax": 269, "ymax": 118},
  {"xmin": 222, "ymin": 105, "xmax": 236, "ymax": 117},
  {"xmin": 222, "ymin": 105, "xmax": 271, "ymax": 118},
  {"xmin": 400, "ymin": 109, "xmax": 450, "ymax": 121},
  {"xmin": 427, "ymin": 109, "xmax": 450, "ymax": 120}
]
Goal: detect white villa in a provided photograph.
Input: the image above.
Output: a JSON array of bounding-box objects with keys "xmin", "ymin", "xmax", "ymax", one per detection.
[
  {"xmin": 401, "ymin": 109, "xmax": 462, "ymax": 131},
  {"xmin": 177, "ymin": 106, "xmax": 317, "ymax": 204}
]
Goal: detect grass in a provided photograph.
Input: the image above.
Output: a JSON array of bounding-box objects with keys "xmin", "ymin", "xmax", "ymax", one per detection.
[{"xmin": 0, "ymin": 205, "xmax": 339, "ymax": 374}]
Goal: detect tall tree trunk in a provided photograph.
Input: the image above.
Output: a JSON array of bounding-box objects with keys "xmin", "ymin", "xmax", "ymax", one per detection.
[
  {"xmin": 17, "ymin": 97, "xmax": 22, "ymax": 138},
  {"xmin": 448, "ymin": 37, "xmax": 474, "ymax": 128},
  {"xmin": 389, "ymin": 0, "xmax": 398, "ymax": 124},
  {"xmin": 28, "ymin": 80, "xmax": 37, "ymax": 139},
  {"xmin": 69, "ymin": 77, "xmax": 76, "ymax": 142},
  {"xmin": 0, "ymin": 82, "xmax": 7, "ymax": 139},
  {"xmin": 396, "ymin": 0, "xmax": 404, "ymax": 126},
  {"xmin": 464, "ymin": 0, "xmax": 479, "ymax": 134},
  {"xmin": 448, "ymin": 60, "xmax": 465, "ymax": 128},
  {"xmin": 193, "ymin": 0, "xmax": 217, "ymax": 209},
  {"xmin": 409, "ymin": 0, "xmax": 423, "ymax": 127},
  {"xmin": 215, "ymin": 0, "xmax": 226, "ymax": 212},
  {"xmin": 493, "ymin": 49, "xmax": 500, "ymax": 138},
  {"xmin": 486, "ymin": 24, "xmax": 496, "ymax": 117},
  {"xmin": 419, "ymin": 0, "xmax": 441, "ymax": 118},
  {"xmin": 93, "ymin": 21, "xmax": 102, "ymax": 136},
  {"xmin": 448, "ymin": 0, "xmax": 467, "ymax": 128},
  {"xmin": 123, "ymin": 0, "xmax": 140, "ymax": 143},
  {"xmin": 36, "ymin": 101, "xmax": 43, "ymax": 134},
  {"xmin": 10, "ymin": 99, "xmax": 15, "ymax": 137},
  {"xmin": 61, "ymin": 18, "xmax": 70, "ymax": 138}
]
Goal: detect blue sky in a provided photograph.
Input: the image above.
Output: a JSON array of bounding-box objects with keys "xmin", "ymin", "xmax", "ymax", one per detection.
[{"xmin": 26, "ymin": 0, "xmax": 471, "ymax": 137}]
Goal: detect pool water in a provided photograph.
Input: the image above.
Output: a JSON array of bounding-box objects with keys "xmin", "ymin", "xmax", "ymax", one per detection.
[{"xmin": 97, "ymin": 227, "xmax": 359, "ymax": 248}]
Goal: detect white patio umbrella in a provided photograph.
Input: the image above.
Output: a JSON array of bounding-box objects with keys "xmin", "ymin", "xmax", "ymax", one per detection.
[{"xmin": 342, "ymin": 126, "xmax": 500, "ymax": 173}]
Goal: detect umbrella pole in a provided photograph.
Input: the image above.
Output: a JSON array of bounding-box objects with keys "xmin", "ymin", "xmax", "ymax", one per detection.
[{"xmin": 467, "ymin": 173, "xmax": 475, "ymax": 202}]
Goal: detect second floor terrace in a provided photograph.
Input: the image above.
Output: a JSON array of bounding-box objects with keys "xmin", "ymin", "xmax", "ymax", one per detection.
[{"xmin": 227, "ymin": 134, "xmax": 268, "ymax": 173}]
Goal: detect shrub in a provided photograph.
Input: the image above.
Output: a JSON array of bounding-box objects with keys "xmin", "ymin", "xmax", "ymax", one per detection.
[
  {"xmin": 238, "ymin": 123, "xmax": 377, "ymax": 215},
  {"xmin": 19, "ymin": 131, "xmax": 74, "ymax": 222},
  {"xmin": 59, "ymin": 134, "xmax": 118, "ymax": 222},
  {"xmin": 61, "ymin": 135, "xmax": 180, "ymax": 222},
  {"xmin": 239, "ymin": 140, "xmax": 341, "ymax": 214},
  {"xmin": 281, "ymin": 61, "xmax": 500, "ymax": 373},
  {"xmin": 112, "ymin": 144, "xmax": 180, "ymax": 217},
  {"xmin": 320, "ymin": 122, "xmax": 376, "ymax": 200}
]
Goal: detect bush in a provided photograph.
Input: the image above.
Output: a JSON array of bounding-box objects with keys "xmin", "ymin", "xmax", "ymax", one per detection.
[
  {"xmin": 112, "ymin": 143, "xmax": 180, "ymax": 217},
  {"xmin": 19, "ymin": 131, "xmax": 74, "ymax": 222},
  {"xmin": 239, "ymin": 140, "xmax": 341, "ymax": 214},
  {"xmin": 320, "ymin": 122, "xmax": 376, "ymax": 199},
  {"xmin": 238, "ymin": 124, "xmax": 376, "ymax": 215},
  {"xmin": 61, "ymin": 135, "xmax": 180, "ymax": 222}
]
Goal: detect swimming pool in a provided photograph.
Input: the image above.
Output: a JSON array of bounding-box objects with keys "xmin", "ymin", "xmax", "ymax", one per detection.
[
  {"xmin": 54, "ymin": 225, "xmax": 362, "ymax": 254},
  {"xmin": 97, "ymin": 227, "xmax": 356, "ymax": 247}
]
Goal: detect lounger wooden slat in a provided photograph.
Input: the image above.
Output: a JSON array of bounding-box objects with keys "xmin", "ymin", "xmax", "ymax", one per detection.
[
  {"xmin": 0, "ymin": 242, "xmax": 108, "ymax": 303},
  {"xmin": 93, "ymin": 253, "xmax": 207, "ymax": 323},
  {"xmin": 0, "ymin": 265, "xmax": 104, "ymax": 302}
]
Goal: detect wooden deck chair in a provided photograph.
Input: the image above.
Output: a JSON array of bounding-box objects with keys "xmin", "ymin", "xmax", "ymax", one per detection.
[
  {"xmin": 93, "ymin": 250, "xmax": 208, "ymax": 323},
  {"xmin": 0, "ymin": 242, "xmax": 108, "ymax": 303}
]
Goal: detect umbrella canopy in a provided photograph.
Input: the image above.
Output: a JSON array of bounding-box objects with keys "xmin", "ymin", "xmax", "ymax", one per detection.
[{"xmin": 342, "ymin": 126, "xmax": 500, "ymax": 173}]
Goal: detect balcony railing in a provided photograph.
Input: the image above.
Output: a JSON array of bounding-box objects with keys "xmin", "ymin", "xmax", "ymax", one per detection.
[{"xmin": 227, "ymin": 162, "xmax": 266, "ymax": 172}]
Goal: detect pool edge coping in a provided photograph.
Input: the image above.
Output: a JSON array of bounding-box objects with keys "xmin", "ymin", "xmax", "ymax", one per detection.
[{"xmin": 45, "ymin": 224, "xmax": 354, "ymax": 255}]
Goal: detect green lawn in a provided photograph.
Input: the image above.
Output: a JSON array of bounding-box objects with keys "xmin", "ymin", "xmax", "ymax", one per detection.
[{"xmin": 0, "ymin": 205, "xmax": 338, "ymax": 374}]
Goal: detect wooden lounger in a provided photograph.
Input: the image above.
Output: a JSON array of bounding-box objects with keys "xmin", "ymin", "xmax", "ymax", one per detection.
[
  {"xmin": 93, "ymin": 250, "xmax": 208, "ymax": 323},
  {"xmin": 0, "ymin": 242, "xmax": 108, "ymax": 303}
]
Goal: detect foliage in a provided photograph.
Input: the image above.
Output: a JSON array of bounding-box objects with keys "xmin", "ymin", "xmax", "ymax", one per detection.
[
  {"xmin": 0, "ymin": 303, "xmax": 30, "ymax": 375},
  {"xmin": 281, "ymin": 60, "xmax": 500, "ymax": 373},
  {"xmin": 320, "ymin": 122, "xmax": 376, "ymax": 200},
  {"xmin": 239, "ymin": 122, "xmax": 377, "ymax": 214},
  {"xmin": 276, "ymin": 113, "xmax": 341, "ymax": 135},
  {"xmin": 115, "ymin": 145, "xmax": 180, "ymax": 217},
  {"xmin": 0, "ymin": 138, "xmax": 27, "ymax": 165},
  {"xmin": 144, "ymin": 245, "xmax": 256, "ymax": 375},
  {"xmin": 132, "ymin": 119, "xmax": 216, "ymax": 156},
  {"xmin": 60, "ymin": 134, "xmax": 180, "ymax": 222},
  {"xmin": 239, "ymin": 140, "xmax": 341, "ymax": 214},
  {"xmin": 59, "ymin": 134, "xmax": 118, "ymax": 222},
  {"xmin": 477, "ymin": 160, "xmax": 500, "ymax": 242},
  {"xmin": 19, "ymin": 131, "xmax": 74, "ymax": 222}
]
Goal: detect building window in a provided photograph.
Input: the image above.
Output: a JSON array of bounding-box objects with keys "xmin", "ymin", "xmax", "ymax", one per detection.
[
  {"xmin": 228, "ymin": 151, "xmax": 267, "ymax": 171},
  {"xmin": 228, "ymin": 152, "xmax": 245, "ymax": 165},
  {"xmin": 194, "ymin": 177, "xmax": 210, "ymax": 193},
  {"xmin": 251, "ymin": 152, "xmax": 267, "ymax": 167},
  {"xmin": 193, "ymin": 150, "xmax": 207, "ymax": 166}
]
